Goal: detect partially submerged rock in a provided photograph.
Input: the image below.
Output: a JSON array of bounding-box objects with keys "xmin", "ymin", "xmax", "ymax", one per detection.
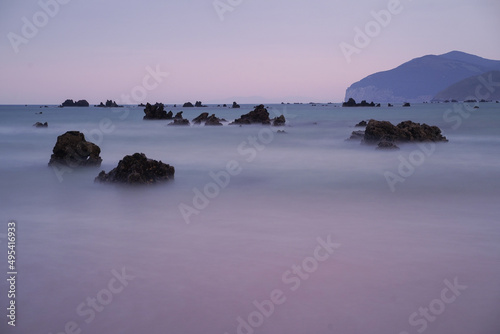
[
  {"xmin": 232, "ymin": 102, "xmax": 240, "ymax": 108},
  {"xmin": 348, "ymin": 130, "xmax": 365, "ymax": 141},
  {"xmin": 232, "ymin": 105, "xmax": 286, "ymax": 126},
  {"xmin": 376, "ymin": 141, "xmax": 400, "ymax": 150},
  {"xmin": 143, "ymin": 103, "xmax": 173, "ymax": 120},
  {"xmin": 183, "ymin": 102, "xmax": 194, "ymax": 108},
  {"xmin": 60, "ymin": 99, "xmax": 89, "ymax": 107},
  {"xmin": 355, "ymin": 120, "xmax": 367, "ymax": 127},
  {"xmin": 364, "ymin": 119, "xmax": 448, "ymax": 143},
  {"xmin": 96, "ymin": 100, "xmax": 122, "ymax": 108},
  {"xmin": 342, "ymin": 98, "xmax": 379, "ymax": 107},
  {"xmin": 33, "ymin": 122, "xmax": 48, "ymax": 128},
  {"xmin": 95, "ymin": 153, "xmax": 174, "ymax": 185},
  {"xmin": 48, "ymin": 131, "xmax": 102, "ymax": 167}
]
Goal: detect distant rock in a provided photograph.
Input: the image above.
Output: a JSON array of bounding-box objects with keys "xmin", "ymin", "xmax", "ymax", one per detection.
[
  {"xmin": 388, "ymin": 103, "xmax": 393, "ymax": 107},
  {"xmin": 194, "ymin": 101, "xmax": 206, "ymax": 107},
  {"xmin": 342, "ymin": 98, "xmax": 378, "ymax": 107},
  {"xmin": 33, "ymin": 122, "xmax": 48, "ymax": 128},
  {"xmin": 48, "ymin": 131, "xmax": 102, "ymax": 167},
  {"xmin": 355, "ymin": 120, "xmax": 367, "ymax": 127},
  {"xmin": 183, "ymin": 102, "xmax": 194, "ymax": 108},
  {"xmin": 403, "ymin": 102, "xmax": 411, "ymax": 107},
  {"xmin": 376, "ymin": 141, "xmax": 400, "ymax": 150},
  {"xmin": 205, "ymin": 114, "xmax": 223, "ymax": 126},
  {"xmin": 223, "ymin": 104, "xmax": 227, "ymax": 107},
  {"xmin": 232, "ymin": 102, "xmax": 241, "ymax": 108},
  {"xmin": 232, "ymin": 104, "xmax": 271, "ymax": 125},
  {"xmin": 95, "ymin": 153, "xmax": 174, "ymax": 185},
  {"xmin": 364, "ymin": 120, "xmax": 448, "ymax": 143},
  {"xmin": 60, "ymin": 99, "xmax": 89, "ymax": 107},
  {"xmin": 96, "ymin": 100, "xmax": 122, "ymax": 108},
  {"xmin": 143, "ymin": 103, "xmax": 173, "ymax": 120},
  {"xmin": 138, "ymin": 103, "xmax": 146, "ymax": 107},
  {"xmin": 174, "ymin": 111, "xmax": 184, "ymax": 119}
]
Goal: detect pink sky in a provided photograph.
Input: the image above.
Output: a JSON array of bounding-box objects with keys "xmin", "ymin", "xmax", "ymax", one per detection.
[{"xmin": 0, "ymin": 0, "xmax": 499, "ymax": 104}]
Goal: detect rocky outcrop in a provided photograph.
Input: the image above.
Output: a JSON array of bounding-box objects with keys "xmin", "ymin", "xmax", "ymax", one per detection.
[
  {"xmin": 273, "ymin": 115, "xmax": 286, "ymax": 126},
  {"xmin": 48, "ymin": 131, "xmax": 102, "ymax": 167},
  {"xmin": 60, "ymin": 99, "xmax": 89, "ymax": 107},
  {"xmin": 403, "ymin": 102, "xmax": 411, "ymax": 107},
  {"xmin": 194, "ymin": 101, "xmax": 206, "ymax": 107},
  {"xmin": 174, "ymin": 111, "xmax": 184, "ymax": 119},
  {"xmin": 96, "ymin": 100, "xmax": 122, "ymax": 108},
  {"xmin": 205, "ymin": 114, "xmax": 223, "ymax": 126},
  {"xmin": 33, "ymin": 122, "xmax": 48, "ymax": 128},
  {"xmin": 183, "ymin": 102, "xmax": 194, "ymax": 108},
  {"xmin": 342, "ymin": 98, "xmax": 379, "ymax": 107},
  {"xmin": 364, "ymin": 120, "xmax": 448, "ymax": 143},
  {"xmin": 95, "ymin": 153, "xmax": 174, "ymax": 185},
  {"xmin": 192, "ymin": 112, "xmax": 209, "ymax": 124},
  {"xmin": 232, "ymin": 102, "xmax": 240, "ymax": 108},
  {"xmin": 355, "ymin": 120, "xmax": 367, "ymax": 127},
  {"xmin": 231, "ymin": 105, "xmax": 286, "ymax": 126},
  {"xmin": 348, "ymin": 130, "xmax": 365, "ymax": 141},
  {"xmin": 143, "ymin": 103, "xmax": 173, "ymax": 120}
]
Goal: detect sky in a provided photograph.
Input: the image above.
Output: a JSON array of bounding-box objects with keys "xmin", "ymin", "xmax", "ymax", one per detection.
[{"xmin": 0, "ymin": 0, "xmax": 499, "ymax": 104}]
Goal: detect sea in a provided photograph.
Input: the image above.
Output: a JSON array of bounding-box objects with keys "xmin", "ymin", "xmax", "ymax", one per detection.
[{"xmin": 0, "ymin": 102, "xmax": 499, "ymax": 334}]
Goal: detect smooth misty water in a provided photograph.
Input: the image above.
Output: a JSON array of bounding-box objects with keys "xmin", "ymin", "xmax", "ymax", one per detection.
[{"xmin": 0, "ymin": 103, "xmax": 499, "ymax": 334}]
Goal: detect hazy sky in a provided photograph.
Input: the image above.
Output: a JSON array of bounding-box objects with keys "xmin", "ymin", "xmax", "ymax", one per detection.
[{"xmin": 0, "ymin": 0, "xmax": 499, "ymax": 104}]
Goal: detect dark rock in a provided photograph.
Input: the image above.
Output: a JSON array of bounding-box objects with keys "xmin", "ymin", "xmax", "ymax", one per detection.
[
  {"xmin": 376, "ymin": 141, "xmax": 400, "ymax": 150},
  {"xmin": 60, "ymin": 99, "xmax": 89, "ymax": 107},
  {"xmin": 364, "ymin": 119, "xmax": 448, "ymax": 143},
  {"xmin": 348, "ymin": 130, "xmax": 365, "ymax": 141},
  {"xmin": 33, "ymin": 122, "xmax": 48, "ymax": 128},
  {"xmin": 403, "ymin": 102, "xmax": 411, "ymax": 107},
  {"xmin": 388, "ymin": 103, "xmax": 393, "ymax": 107},
  {"xmin": 342, "ymin": 98, "xmax": 377, "ymax": 107},
  {"xmin": 194, "ymin": 101, "xmax": 206, "ymax": 107},
  {"xmin": 232, "ymin": 102, "xmax": 240, "ymax": 108},
  {"xmin": 174, "ymin": 111, "xmax": 184, "ymax": 119},
  {"xmin": 48, "ymin": 131, "xmax": 102, "ymax": 167},
  {"xmin": 192, "ymin": 112, "xmax": 209, "ymax": 124},
  {"xmin": 168, "ymin": 119, "xmax": 190, "ymax": 126},
  {"xmin": 205, "ymin": 114, "xmax": 223, "ymax": 126},
  {"xmin": 95, "ymin": 153, "xmax": 174, "ymax": 185},
  {"xmin": 138, "ymin": 103, "xmax": 146, "ymax": 107},
  {"xmin": 231, "ymin": 104, "xmax": 271, "ymax": 125},
  {"xmin": 143, "ymin": 103, "xmax": 173, "ymax": 120},
  {"xmin": 223, "ymin": 104, "xmax": 227, "ymax": 107},
  {"xmin": 272, "ymin": 115, "xmax": 286, "ymax": 126},
  {"xmin": 355, "ymin": 120, "xmax": 367, "ymax": 127},
  {"xmin": 474, "ymin": 106, "xmax": 479, "ymax": 109},
  {"xmin": 183, "ymin": 102, "xmax": 194, "ymax": 108},
  {"xmin": 96, "ymin": 100, "xmax": 122, "ymax": 108}
]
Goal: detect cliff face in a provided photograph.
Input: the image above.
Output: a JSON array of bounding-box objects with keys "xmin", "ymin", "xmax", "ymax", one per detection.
[{"xmin": 344, "ymin": 51, "xmax": 500, "ymax": 103}]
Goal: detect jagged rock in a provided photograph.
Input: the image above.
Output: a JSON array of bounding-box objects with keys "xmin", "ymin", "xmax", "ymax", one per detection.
[
  {"xmin": 342, "ymin": 98, "xmax": 377, "ymax": 107},
  {"xmin": 95, "ymin": 153, "xmax": 174, "ymax": 185},
  {"xmin": 143, "ymin": 103, "xmax": 173, "ymax": 120},
  {"xmin": 60, "ymin": 99, "xmax": 89, "ymax": 107},
  {"xmin": 183, "ymin": 102, "xmax": 194, "ymax": 107},
  {"xmin": 48, "ymin": 131, "xmax": 102, "ymax": 167},
  {"xmin": 33, "ymin": 122, "xmax": 48, "ymax": 128},
  {"xmin": 174, "ymin": 111, "xmax": 184, "ymax": 119},
  {"xmin": 96, "ymin": 100, "xmax": 122, "ymax": 108},
  {"xmin": 348, "ymin": 130, "xmax": 365, "ymax": 141},
  {"xmin": 194, "ymin": 101, "xmax": 206, "ymax": 107},
  {"xmin": 231, "ymin": 105, "xmax": 271, "ymax": 125},
  {"xmin": 272, "ymin": 115, "xmax": 286, "ymax": 126},
  {"xmin": 376, "ymin": 141, "xmax": 400, "ymax": 150},
  {"xmin": 355, "ymin": 120, "xmax": 367, "ymax": 127},
  {"xmin": 138, "ymin": 103, "xmax": 146, "ymax": 107},
  {"xmin": 232, "ymin": 102, "xmax": 240, "ymax": 108},
  {"xmin": 192, "ymin": 112, "xmax": 209, "ymax": 124},
  {"xmin": 364, "ymin": 120, "xmax": 448, "ymax": 143},
  {"xmin": 205, "ymin": 114, "xmax": 223, "ymax": 126}
]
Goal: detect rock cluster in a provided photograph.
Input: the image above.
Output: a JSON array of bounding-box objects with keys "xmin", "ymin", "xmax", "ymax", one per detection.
[
  {"xmin": 48, "ymin": 131, "xmax": 102, "ymax": 167},
  {"xmin": 342, "ymin": 98, "xmax": 380, "ymax": 107},
  {"xmin": 60, "ymin": 99, "xmax": 89, "ymax": 107},
  {"xmin": 95, "ymin": 153, "xmax": 174, "ymax": 185},
  {"xmin": 33, "ymin": 122, "xmax": 48, "ymax": 128},
  {"xmin": 364, "ymin": 120, "xmax": 448, "ymax": 143},
  {"xmin": 168, "ymin": 112, "xmax": 190, "ymax": 126},
  {"xmin": 232, "ymin": 102, "xmax": 240, "ymax": 108},
  {"xmin": 192, "ymin": 112, "xmax": 224, "ymax": 126},
  {"xmin": 96, "ymin": 100, "xmax": 122, "ymax": 108},
  {"xmin": 143, "ymin": 103, "xmax": 173, "ymax": 120},
  {"xmin": 231, "ymin": 105, "xmax": 286, "ymax": 126}
]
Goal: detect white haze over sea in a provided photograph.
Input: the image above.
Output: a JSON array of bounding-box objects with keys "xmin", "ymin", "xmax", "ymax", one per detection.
[{"xmin": 0, "ymin": 103, "xmax": 499, "ymax": 334}]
